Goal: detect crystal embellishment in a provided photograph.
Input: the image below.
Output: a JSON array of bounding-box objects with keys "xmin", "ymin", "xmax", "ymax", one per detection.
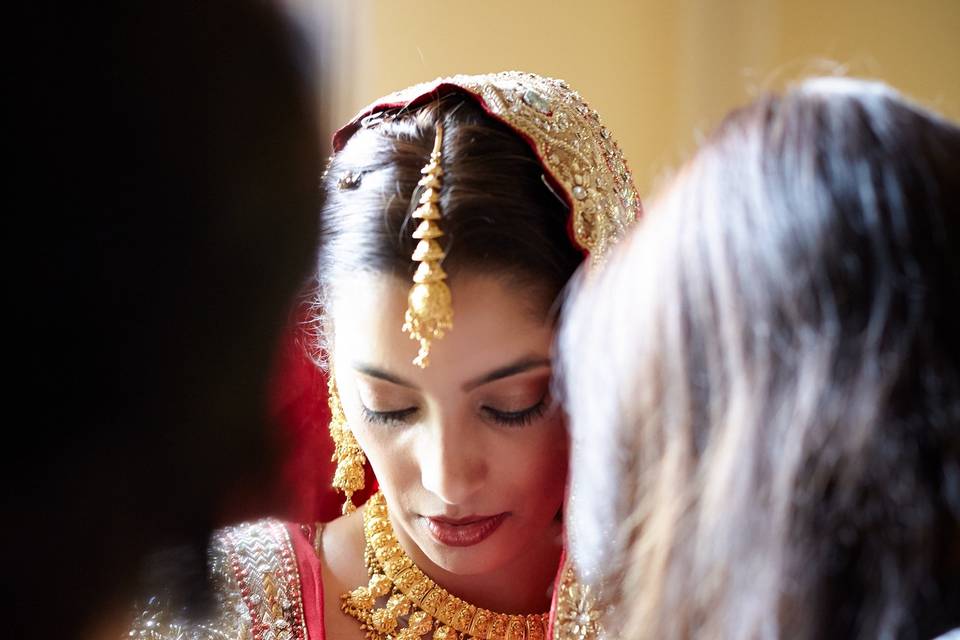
[
  {"xmin": 522, "ymin": 89, "xmax": 553, "ymax": 115},
  {"xmin": 337, "ymin": 71, "xmax": 642, "ymax": 266}
]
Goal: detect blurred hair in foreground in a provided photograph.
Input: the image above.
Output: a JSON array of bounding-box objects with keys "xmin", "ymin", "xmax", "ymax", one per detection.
[{"xmin": 560, "ymin": 77, "xmax": 960, "ymax": 640}]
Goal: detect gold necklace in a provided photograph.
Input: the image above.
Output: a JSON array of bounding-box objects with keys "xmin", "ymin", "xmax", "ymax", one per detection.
[{"xmin": 340, "ymin": 492, "xmax": 549, "ymax": 640}]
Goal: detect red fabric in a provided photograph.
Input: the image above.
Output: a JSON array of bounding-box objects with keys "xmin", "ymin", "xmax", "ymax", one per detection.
[
  {"xmin": 269, "ymin": 314, "xmax": 378, "ymax": 524},
  {"xmin": 269, "ymin": 322, "xmax": 335, "ymax": 523},
  {"xmin": 286, "ymin": 523, "xmax": 326, "ymax": 640},
  {"xmin": 212, "ymin": 322, "xmax": 339, "ymax": 527},
  {"xmin": 546, "ymin": 547, "xmax": 568, "ymax": 639}
]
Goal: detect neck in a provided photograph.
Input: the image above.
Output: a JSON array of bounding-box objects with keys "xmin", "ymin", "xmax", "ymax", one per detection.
[{"xmin": 388, "ymin": 506, "xmax": 563, "ymax": 614}]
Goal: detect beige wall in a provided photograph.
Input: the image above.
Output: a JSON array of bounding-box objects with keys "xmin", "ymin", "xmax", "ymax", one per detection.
[{"xmin": 330, "ymin": 0, "xmax": 960, "ymax": 197}]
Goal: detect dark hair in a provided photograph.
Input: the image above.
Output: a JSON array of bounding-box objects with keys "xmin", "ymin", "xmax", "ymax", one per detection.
[
  {"xmin": 560, "ymin": 77, "xmax": 960, "ymax": 640},
  {"xmin": 10, "ymin": 2, "xmax": 321, "ymax": 637},
  {"xmin": 314, "ymin": 93, "xmax": 583, "ymax": 342}
]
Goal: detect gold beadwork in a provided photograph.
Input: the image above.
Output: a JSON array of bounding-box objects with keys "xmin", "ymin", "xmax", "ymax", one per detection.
[
  {"xmin": 402, "ymin": 124, "xmax": 453, "ymax": 368},
  {"xmin": 552, "ymin": 564, "xmax": 602, "ymax": 640},
  {"xmin": 336, "ymin": 72, "xmax": 642, "ymax": 265},
  {"xmin": 339, "ymin": 492, "xmax": 549, "ymax": 640},
  {"xmin": 328, "ymin": 376, "xmax": 366, "ymax": 514}
]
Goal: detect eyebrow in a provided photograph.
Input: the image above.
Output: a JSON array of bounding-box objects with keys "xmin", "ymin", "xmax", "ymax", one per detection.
[
  {"xmin": 352, "ymin": 356, "xmax": 551, "ymax": 392},
  {"xmin": 353, "ymin": 365, "xmax": 418, "ymax": 388},
  {"xmin": 462, "ymin": 356, "xmax": 551, "ymax": 391}
]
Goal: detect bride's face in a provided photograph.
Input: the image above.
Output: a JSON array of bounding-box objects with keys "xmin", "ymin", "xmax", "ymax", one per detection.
[{"xmin": 331, "ymin": 272, "xmax": 567, "ymax": 576}]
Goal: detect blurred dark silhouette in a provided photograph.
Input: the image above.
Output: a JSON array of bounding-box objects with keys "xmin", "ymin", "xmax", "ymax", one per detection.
[{"xmin": 9, "ymin": 2, "xmax": 322, "ymax": 637}]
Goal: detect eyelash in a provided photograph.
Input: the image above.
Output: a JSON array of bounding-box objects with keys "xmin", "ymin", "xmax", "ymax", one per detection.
[
  {"xmin": 359, "ymin": 398, "xmax": 548, "ymax": 428},
  {"xmin": 482, "ymin": 398, "xmax": 548, "ymax": 427},
  {"xmin": 360, "ymin": 405, "xmax": 417, "ymax": 426}
]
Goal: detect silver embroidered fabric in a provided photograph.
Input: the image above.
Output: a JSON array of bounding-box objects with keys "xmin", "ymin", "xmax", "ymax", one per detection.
[{"xmin": 126, "ymin": 533, "xmax": 251, "ymax": 640}]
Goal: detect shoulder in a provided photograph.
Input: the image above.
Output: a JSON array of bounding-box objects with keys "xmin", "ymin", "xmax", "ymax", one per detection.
[{"xmin": 127, "ymin": 518, "xmax": 311, "ymax": 640}]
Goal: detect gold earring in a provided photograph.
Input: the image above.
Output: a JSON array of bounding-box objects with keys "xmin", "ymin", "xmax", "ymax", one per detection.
[{"xmin": 328, "ymin": 376, "xmax": 366, "ymax": 514}]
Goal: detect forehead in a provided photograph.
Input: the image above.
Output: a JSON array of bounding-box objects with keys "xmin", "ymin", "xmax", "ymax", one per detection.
[{"xmin": 330, "ymin": 272, "xmax": 555, "ymax": 379}]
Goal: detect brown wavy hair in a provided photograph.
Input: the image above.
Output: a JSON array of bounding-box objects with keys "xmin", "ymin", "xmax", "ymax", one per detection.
[{"xmin": 560, "ymin": 77, "xmax": 960, "ymax": 640}]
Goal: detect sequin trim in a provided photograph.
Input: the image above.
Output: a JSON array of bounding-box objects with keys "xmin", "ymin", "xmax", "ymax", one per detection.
[
  {"xmin": 127, "ymin": 520, "xmax": 309, "ymax": 640},
  {"xmin": 335, "ymin": 71, "xmax": 642, "ymax": 265}
]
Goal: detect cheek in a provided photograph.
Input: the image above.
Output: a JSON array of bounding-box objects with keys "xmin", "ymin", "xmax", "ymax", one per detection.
[
  {"xmin": 348, "ymin": 420, "xmax": 423, "ymax": 500},
  {"xmin": 493, "ymin": 416, "xmax": 569, "ymax": 503}
]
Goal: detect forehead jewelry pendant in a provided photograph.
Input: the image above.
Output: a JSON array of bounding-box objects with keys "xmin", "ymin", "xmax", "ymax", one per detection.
[{"xmin": 401, "ymin": 123, "xmax": 453, "ymax": 368}]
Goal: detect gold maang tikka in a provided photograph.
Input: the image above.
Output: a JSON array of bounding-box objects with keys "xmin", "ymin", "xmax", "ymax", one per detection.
[
  {"xmin": 401, "ymin": 124, "xmax": 453, "ymax": 368},
  {"xmin": 328, "ymin": 376, "xmax": 366, "ymax": 514}
]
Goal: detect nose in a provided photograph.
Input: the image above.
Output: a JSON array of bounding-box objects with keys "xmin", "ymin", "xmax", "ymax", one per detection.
[{"xmin": 417, "ymin": 417, "xmax": 487, "ymax": 506}]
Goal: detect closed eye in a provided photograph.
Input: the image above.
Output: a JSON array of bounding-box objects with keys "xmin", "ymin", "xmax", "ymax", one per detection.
[
  {"xmin": 482, "ymin": 398, "xmax": 548, "ymax": 427},
  {"xmin": 360, "ymin": 404, "xmax": 418, "ymax": 426}
]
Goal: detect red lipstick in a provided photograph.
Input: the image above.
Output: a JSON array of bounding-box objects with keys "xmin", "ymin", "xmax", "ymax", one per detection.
[{"xmin": 423, "ymin": 513, "xmax": 508, "ymax": 547}]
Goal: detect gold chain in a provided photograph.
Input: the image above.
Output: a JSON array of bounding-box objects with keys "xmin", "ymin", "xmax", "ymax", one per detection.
[{"xmin": 340, "ymin": 492, "xmax": 548, "ymax": 640}]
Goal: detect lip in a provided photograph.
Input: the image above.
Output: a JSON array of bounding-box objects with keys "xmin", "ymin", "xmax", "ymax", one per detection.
[{"xmin": 423, "ymin": 513, "xmax": 509, "ymax": 547}]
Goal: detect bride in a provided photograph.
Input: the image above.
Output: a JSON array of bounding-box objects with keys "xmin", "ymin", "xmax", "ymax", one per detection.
[{"xmin": 128, "ymin": 71, "xmax": 640, "ymax": 640}]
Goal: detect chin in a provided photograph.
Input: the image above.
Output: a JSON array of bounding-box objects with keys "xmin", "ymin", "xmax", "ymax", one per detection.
[
  {"xmin": 425, "ymin": 543, "xmax": 517, "ymax": 577},
  {"xmin": 417, "ymin": 525, "xmax": 522, "ymax": 576}
]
